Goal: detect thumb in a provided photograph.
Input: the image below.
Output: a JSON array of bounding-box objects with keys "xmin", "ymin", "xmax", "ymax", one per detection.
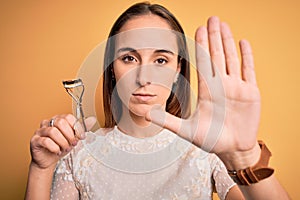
[
  {"xmin": 74, "ymin": 116, "xmax": 97, "ymax": 139},
  {"xmin": 85, "ymin": 116, "xmax": 97, "ymax": 131},
  {"xmin": 146, "ymin": 106, "xmax": 193, "ymax": 142}
]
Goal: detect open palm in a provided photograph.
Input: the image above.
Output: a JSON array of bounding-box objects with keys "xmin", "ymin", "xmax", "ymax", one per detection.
[{"xmin": 149, "ymin": 17, "xmax": 261, "ymax": 161}]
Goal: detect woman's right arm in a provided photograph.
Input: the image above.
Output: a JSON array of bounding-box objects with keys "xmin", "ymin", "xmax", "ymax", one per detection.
[{"xmin": 25, "ymin": 114, "xmax": 79, "ymax": 200}]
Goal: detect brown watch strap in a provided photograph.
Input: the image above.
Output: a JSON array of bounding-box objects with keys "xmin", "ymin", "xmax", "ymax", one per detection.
[{"xmin": 228, "ymin": 140, "xmax": 274, "ymax": 185}]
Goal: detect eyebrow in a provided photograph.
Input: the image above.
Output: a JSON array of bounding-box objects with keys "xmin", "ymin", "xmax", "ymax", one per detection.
[
  {"xmin": 116, "ymin": 47, "xmax": 137, "ymax": 54},
  {"xmin": 116, "ymin": 47, "xmax": 175, "ymax": 55},
  {"xmin": 154, "ymin": 49, "xmax": 175, "ymax": 55}
]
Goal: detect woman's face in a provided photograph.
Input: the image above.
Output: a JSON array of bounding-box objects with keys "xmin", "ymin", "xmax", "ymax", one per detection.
[{"xmin": 113, "ymin": 14, "xmax": 180, "ymax": 118}]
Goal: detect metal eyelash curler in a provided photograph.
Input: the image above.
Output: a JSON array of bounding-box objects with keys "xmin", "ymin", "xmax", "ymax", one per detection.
[{"xmin": 62, "ymin": 78, "xmax": 87, "ymax": 133}]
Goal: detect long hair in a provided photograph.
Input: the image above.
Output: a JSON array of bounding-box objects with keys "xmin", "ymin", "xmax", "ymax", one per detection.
[{"xmin": 103, "ymin": 2, "xmax": 191, "ymax": 127}]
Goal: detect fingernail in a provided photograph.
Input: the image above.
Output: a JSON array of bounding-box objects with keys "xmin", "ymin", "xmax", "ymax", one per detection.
[
  {"xmin": 80, "ymin": 132, "xmax": 86, "ymax": 140},
  {"xmin": 57, "ymin": 151, "xmax": 62, "ymax": 156},
  {"xmin": 72, "ymin": 140, "xmax": 78, "ymax": 146},
  {"xmin": 65, "ymin": 147, "xmax": 72, "ymax": 152}
]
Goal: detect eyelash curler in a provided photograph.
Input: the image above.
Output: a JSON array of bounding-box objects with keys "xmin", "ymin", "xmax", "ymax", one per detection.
[{"xmin": 62, "ymin": 79, "xmax": 87, "ymax": 133}]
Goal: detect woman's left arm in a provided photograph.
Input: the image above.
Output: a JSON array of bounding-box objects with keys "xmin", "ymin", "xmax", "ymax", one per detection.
[{"xmin": 147, "ymin": 16, "xmax": 290, "ymax": 199}]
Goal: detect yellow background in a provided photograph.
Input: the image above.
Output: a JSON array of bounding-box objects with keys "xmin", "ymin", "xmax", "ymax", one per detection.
[{"xmin": 0, "ymin": 0, "xmax": 299, "ymax": 199}]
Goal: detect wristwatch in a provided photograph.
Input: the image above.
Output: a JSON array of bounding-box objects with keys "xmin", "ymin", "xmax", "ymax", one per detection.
[{"xmin": 228, "ymin": 140, "xmax": 274, "ymax": 185}]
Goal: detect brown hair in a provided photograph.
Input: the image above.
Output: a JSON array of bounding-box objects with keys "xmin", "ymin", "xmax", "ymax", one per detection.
[{"xmin": 103, "ymin": 2, "xmax": 191, "ymax": 127}]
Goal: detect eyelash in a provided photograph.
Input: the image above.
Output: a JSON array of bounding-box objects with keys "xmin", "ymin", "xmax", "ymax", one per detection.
[
  {"xmin": 121, "ymin": 55, "xmax": 137, "ymax": 63},
  {"xmin": 120, "ymin": 55, "xmax": 168, "ymax": 65},
  {"xmin": 155, "ymin": 58, "xmax": 168, "ymax": 65}
]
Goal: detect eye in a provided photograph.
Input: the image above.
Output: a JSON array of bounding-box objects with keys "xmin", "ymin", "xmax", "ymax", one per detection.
[
  {"xmin": 121, "ymin": 55, "xmax": 137, "ymax": 63},
  {"xmin": 155, "ymin": 58, "xmax": 168, "ymax": 65}
]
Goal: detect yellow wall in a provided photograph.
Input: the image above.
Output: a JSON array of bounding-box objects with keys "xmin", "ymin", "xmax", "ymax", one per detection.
[{"xmin": 0, "ymin": 0, "xmax": 299, "ymax": 199}]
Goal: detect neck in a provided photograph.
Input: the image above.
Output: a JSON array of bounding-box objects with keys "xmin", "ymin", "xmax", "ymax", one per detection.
[{"xmin": 117, "ymin": 106, "xmax": 163, "ymax": 138}]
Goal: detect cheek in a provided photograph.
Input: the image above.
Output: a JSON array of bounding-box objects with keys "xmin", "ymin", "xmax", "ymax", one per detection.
[
  {"xmin": 114, "ymin": 67, "xmax": 138, "ymax": 105},
  {"xmin": 151, "ymin": 67, "xmax": 177, "ymax": 89},
  {"xmin": 113, "ymin": 59, "xmax": 135, "ymax": 81},
  {"xmin": 156, "ymin": 86, "xmax": 173, "ymax": 103}
]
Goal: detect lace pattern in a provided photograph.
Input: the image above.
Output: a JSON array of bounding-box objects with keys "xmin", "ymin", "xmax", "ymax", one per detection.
[
  {"xmin": 51, "ymin": 127, "xmax": 235, "ymax": 200},
  {"xmin": 108, "ymin": 127, "xmax": 177, "ymax": 153}
]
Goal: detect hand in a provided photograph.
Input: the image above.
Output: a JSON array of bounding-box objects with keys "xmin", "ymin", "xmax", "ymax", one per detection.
[
  {"xmin": 30, "ymin": 114, "xmax": 96, "ymax": 170},
  {"xmin": 148, "ymin": 16, "xmax": 261, "ymax": 168}
]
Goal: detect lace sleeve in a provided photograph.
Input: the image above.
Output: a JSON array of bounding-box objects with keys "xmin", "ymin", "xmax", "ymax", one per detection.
[
  {"xmin": 210, "ymin": 154, "xmax": 236, "ymax": 200},
  {"xmin": 51, "ymin": 153, "xmax": 79, "ymax": 200}
]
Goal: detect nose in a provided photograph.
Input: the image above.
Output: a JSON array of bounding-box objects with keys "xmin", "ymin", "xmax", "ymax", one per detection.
[{"xmin": 136, "ymin": 64, "xmax": 151, "ymax": 86}]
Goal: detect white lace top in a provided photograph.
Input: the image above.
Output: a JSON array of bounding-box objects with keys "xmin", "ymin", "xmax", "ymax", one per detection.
[{"xmin": 51, "ymin": 127, "xmax": 235, "ymax": 200}]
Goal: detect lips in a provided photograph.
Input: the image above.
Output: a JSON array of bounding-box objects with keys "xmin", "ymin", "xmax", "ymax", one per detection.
[{"xmin": 132, "ymin": 92, "xmax": 156, "ymax": 102}]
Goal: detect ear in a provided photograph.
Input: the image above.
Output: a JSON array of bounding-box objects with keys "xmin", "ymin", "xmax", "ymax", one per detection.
[
  {"xmin": 173, "ymin": 73, "xmax": 179, "ymax": 84},
  {"xmin": 177, "ymin": 57, "xmax": 182, "ymax": 73},
  {"xmin": 174, "ymin": 71, "xmax": 180, "ymax": 84},
  {"xmin": 174, "ymin": 58, "xmax": 181, "ymax": 83}
]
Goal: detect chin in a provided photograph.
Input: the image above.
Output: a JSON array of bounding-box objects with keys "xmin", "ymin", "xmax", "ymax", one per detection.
[{"xmin": 128, "ymin": 104, "xmax": 152, "ymax": 118}]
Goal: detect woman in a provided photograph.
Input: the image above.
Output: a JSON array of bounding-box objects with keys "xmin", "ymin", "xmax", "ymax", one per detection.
[{"xmin": 26, "ymin": 2, "xmax": 290, "ymax": 199}]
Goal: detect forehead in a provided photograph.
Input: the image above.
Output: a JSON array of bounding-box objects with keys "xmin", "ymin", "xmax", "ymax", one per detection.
[
  {"xmin": 115, "ymin": 28, "xmax": 178, "ymax": 53},
  {"xmin": 115, "ymin": 14, "xmax": 178, "ymax": 52}
]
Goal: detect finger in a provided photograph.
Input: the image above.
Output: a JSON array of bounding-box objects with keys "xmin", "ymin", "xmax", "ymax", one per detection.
[
  {"xmin": 50, "ymin": 114, "xmax": 78, "ymax": 146},
  {"xmin": 195, "ymin": 26, "xmax": 214, "ymax": 100},
  {"xmin": 74, "ymin": 116, "xmax": 97, "ymax": 139},
  {"xmin": 208, "ymin": 16, "xmax": 226, "ymax": 75},
  {"xmin": 195, "ymin": 26, "xmax": 209, "ymax": 53},
  {"xmin": 220, "ymin": 22, "xmax": 240, "ymax": 77},
  {"xmin": 195, "ymin": 26, "xmax": 213, "ymax": 76},
  {"xmin": 40, "ymin": 114, "xmax": 74, "ymax": 128},
  {"xmin": 37, "ymin": 127, "xmax": 71, "ymax": 153},
  {"xmin": 36, "ymin": 136, "xmax": 62, "ymax": 155},
  {"xmin": 239, "ymin": 40, "xmax": 257, "ymax": 84},
  {"xmin": 40, "ymin": 119, "xmax": 53, "ymax": 128},
  {"xmin": 146, "ymin": 107, "xmax": 193, "ymax": 142},
  {"xmin": 195, "ymin": 25, "xmax": 225, "ymax": 104},
  {"xmin": 85, "ymin": 116, "xmax": 97, "ymax": 130}
]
